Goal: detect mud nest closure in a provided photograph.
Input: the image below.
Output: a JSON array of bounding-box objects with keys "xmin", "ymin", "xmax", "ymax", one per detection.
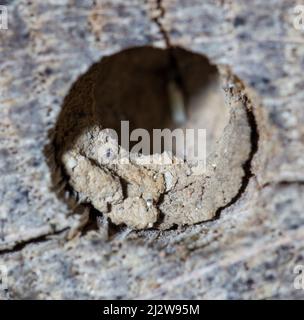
[{"xmin": 46, "ymin": 46, "xmax": 257, "ymax": 232}]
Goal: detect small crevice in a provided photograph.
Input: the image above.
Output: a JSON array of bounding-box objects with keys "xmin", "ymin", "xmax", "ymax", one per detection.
[
  {"xmin": 261, "ymin": 180, "xmax": 304, "ymax": 188},
  {"xmin": 150, "ymin": 0, "xmax": 171, "ymax": 48},
  {"xmin": 213, "ymin": 93, "xmax": 260, "ymax": 220},
  {"xmin": 0, "ymin": 227, "xmax": 69, "ymax": 255}
]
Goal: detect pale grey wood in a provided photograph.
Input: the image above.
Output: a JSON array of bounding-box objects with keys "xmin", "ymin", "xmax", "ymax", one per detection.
[{"xmin": 0, "ymin": 0, "xmax": 303, "ymax": 299}]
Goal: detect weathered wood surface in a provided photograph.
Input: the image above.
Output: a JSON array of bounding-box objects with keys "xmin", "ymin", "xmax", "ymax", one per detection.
[{"xmin": 0, "ymin": 0, "xmax": 304, "ymax": 299}]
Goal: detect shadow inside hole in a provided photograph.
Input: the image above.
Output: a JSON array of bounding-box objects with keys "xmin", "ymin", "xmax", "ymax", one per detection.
[
  {"xmin": 52, "ymin": 46, "xmax": 228, "ymax": 160},
  {"xmin": 45, "ymin": 46, "xmax": 229, "ymax": 233},
  {"xmin": 92, "ymin": 46, "xmax": 227, "ymax": 156}
]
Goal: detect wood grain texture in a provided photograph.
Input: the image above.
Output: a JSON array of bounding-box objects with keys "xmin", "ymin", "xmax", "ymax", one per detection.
[{"xmin": 0, "ymin": 0, "xmax": 303, "ymax": 299}]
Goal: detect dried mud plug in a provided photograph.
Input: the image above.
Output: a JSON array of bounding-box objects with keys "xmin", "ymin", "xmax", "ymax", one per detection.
[{"xmin": 47, "ymin": 46, "xmax": 256, "ymax": 231}]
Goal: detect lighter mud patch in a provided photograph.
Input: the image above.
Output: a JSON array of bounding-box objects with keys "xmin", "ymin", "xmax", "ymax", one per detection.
[{"xmin": 46, "ymin": 46, "xmax": 256, "ymax": 232}]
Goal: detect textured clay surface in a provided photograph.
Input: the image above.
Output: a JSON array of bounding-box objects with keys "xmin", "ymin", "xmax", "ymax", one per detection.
[{"xmin": 52, "ymin": 48, "xmax": 252, "ymax": 230}]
